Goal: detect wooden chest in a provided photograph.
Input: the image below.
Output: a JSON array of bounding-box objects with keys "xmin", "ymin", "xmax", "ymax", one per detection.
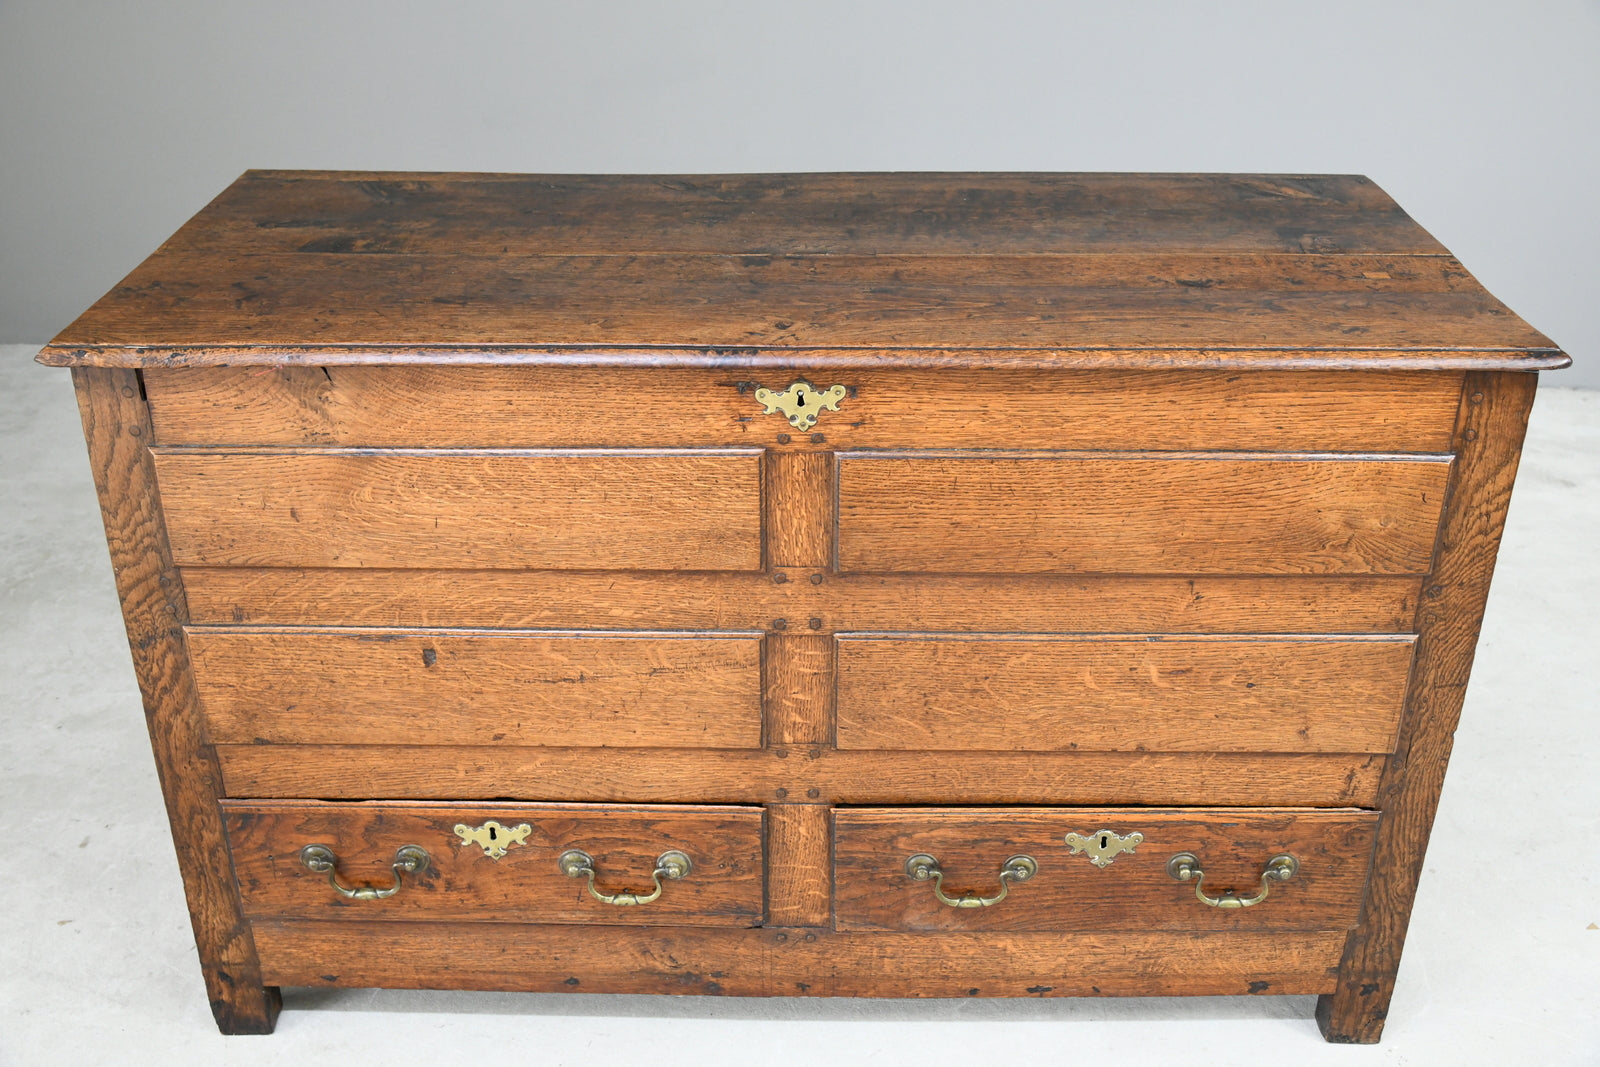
[{"xmin": 39, "ymin": 171, "xmax": 1568, "ymax": 1043}]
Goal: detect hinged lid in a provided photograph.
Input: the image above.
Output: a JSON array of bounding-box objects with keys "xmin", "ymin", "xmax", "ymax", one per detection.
[{"xmin": 37, "ymin": 171, "xmax": 1568, "ymax": 371}]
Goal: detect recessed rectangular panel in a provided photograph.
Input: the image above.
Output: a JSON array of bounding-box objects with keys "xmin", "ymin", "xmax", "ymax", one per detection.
[
  {"xmin": 835, "ymin": 634, "xmax": 1414, "ymax": 753},
  {"xmin": 153, "ymin": 448, "xmax": 763, "ymax": 570},
  {"xmin": 837, "ymin": 453, "xmax": 1450, "ymax": 575},
  {"xmin": 189, "ymin": 628, "xmax": 763, "ymax": 748}
]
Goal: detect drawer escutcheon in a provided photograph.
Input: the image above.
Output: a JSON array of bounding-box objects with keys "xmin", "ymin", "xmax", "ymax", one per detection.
[
  {"xmin": 454, "ymin": 820, "xmax": 533, "ymax": 860},
  {"xmin": 1063, "ymin": 829, "xmax": 1144, "ymax": 868}
]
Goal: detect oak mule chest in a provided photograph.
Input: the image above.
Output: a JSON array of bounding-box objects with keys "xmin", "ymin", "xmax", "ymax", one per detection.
[{"xmin": 40, "ymin": 171, "xmax": 1567, "ymax": 1042}]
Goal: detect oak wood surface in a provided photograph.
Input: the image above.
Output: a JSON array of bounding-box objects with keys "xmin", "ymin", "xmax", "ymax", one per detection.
[
  {"xmin": 764, "ymin": 805, "xmax": 832, "ymax": 927},
  {"xmin": 187, "ymin": 628, "xmax": 762, "ymax": 747},
  {"xmin": 152, "ymin": 448, "xmax": 763, "ymax": 570},
  {"xmin": 763, "ymin": 634, "xmax": 833, "ymax": 746},
  {"xmin": 253, "ymin": 921, "xmax": 1348, "ymax": 998},
  {"xmin": 838, "ymin": 452, "xmax": 1451, "ymax": 575},
  {"xmin": 223, "ymin": 801, "xmax": 764, "ymax": 926},
  {"xmin": 1318, "ymin": 371, "xmax": 1539, "ymax": 1043},
  {"xmin": 71, "ymin": 368, "xmax": 280, "ymax": 1034},
  {"xmin": 834, "ymin": 808, "xmax": 1377, "ymax": 933},
  {"xmin": 213, "ymin": 747, "xmax": 1386, "ymax": 808},
  {"xmin": 146, "ymin": 172, "xmax": 1459, "ymax": 256},
  {"xmin": 42, "ymin": 252, "xmax": 1557, "ymax": 353},
  {"xmin": 37, "ymin": 172, "xmax": 1567, "ymax": 369},
  {"xmin": 181, "ymin": 568, "xmax": 1423, "ymax": 633},
  {"xmin": 142, "ymin": 366, "xmax": 1464, "ymax": 453},
  {"xmin": 835, "ymin": 634, "xmax": 1413, "ymax": 753}
]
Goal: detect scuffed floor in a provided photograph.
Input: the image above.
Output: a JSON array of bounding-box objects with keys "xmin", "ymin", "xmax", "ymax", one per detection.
[{"xmin": 2, "ymin": 345, "xmax": 1595, "ymax": 1065}]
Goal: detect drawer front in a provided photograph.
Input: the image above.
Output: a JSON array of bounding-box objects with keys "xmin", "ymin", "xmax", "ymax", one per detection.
[
  {"xmin": 834, "ymin": 807, "xmax": 1378, "ymax": 932},
  {"xmin": 836, "ymin": 634, "xmax": 1414, "ymax": 753},
  {"xmin": 837, "ymin": 452, "xmax": 1450, "ymax": 575},
  {"xmin": 224, "ymin": 802, "xmax": 764, "ymax": 925},
  {"xmin": 189, "ymin": 628, "xmax": 763, "ymax": 747},
  {"xmin": 152, "ymin": 448, "xmax": 763, "ymax": 570}
]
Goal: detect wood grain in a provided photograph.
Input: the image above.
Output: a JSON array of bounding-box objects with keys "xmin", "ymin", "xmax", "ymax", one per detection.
[
  {"xmin": 151, "ymin": 448, "xmax": 763, "ymax": 570},
  {"xmin": 254, "ymin": 921, "xmax": 1349, "ymax": 997},
  {"xmin": 187, "ymin": 628, "xmax": 762, "ymax": 747},
  {"xmin": 764, "ymin": 450, "xmax": 832, "ymax": 568},
  {"xmin": 36, "ymin": 173, "xmax": 1568, "ymax": 368},
  {"xmin": 142, "ymin": 366, "xmax": 1464, "ymax": 453},
  {"xmin": 765, "ymin": 805, "xmax": 831, "ymax": 927},
  {"xmin": 181, "ymin": 568, "xmax": 1424, "ymax": 634},
  {"xmin": 42, "ymin": 251, "xmax": 1557, "ymax": 353},
  {"xmin": 836, "ymin": 634, "xmax": 1413, "ymax": 753},
  {"xmin": 147, "ymin": 172, "xmax": 1456, "ymax": 256},
  {"xmin": 763, "ymin": 634, "xmax": 832, "ymax": 746},
  {"xmin": 223, "ymin": 801, "xmax": 764, "ymax": 926},
  {"xmin": 838, "ymin": 452, "xmax": 1451, "ymax": 575},
  {"xmin": 834, "ymin": 808, "xmax": 1377, "ymax": 933},
  {"xmin": 70, "ymin": 368, "xmax": 280, "ymax": 1034},
  {"xmin": 213, "ymin": 747, "xmax": 1387, "ymax": 808},
  {"xmin": 1318, "ymin": 371, "xmax": 1540, "ymax": 1043}
]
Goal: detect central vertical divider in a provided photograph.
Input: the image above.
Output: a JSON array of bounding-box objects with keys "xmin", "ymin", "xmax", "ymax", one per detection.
[{"xmin": 762, "ymin": 446, "xmax": 837, "ymax": 928}]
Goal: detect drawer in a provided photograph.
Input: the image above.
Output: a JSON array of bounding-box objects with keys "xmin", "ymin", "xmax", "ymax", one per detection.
[
  {"xmin": 223, "ymin": 801, "xmax": 765, "ymax": 925},
  {"xmin": 837, "ymin": 451, "xmax": 1450, "ymax": 575},
  {"xmin": 151, "ymin": 447, "xmax": 763, "ymax": 570},
  {"xmin": 836, "ymin": 633, "xmax": 1414, "ymax": 753},
  {"xmin": 189, "ymin": 628, "xmax": 763, "ymax": 748},
  {"xmin": 834, "ymin": 807, "xmax": 1378, "ymax": 932}
]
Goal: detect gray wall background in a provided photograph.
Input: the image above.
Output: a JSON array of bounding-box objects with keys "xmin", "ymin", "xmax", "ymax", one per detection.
[{"xmin": 3, "ymin": 0, "xmax": 1595, "ymax": 384}]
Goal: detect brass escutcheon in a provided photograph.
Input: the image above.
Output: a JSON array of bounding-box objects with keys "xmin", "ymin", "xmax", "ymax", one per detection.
[
  {"xmin": 454, "ymin": 819, "xmax": 533, "ymax": 860},
  {"xmin": 1167, "ymin": 851, "xmax": 1299, "ymax": 909},
  {"xmin": 1063, "ymin": 829, "xmax": 1144, "ymax": 868},
  {"xmin": 753, "ymin": 381, "xmax": 847, "ymax": 431}
]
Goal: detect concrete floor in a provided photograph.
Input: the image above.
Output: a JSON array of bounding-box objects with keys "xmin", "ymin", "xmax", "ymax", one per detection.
[{"xmin": 2, "ymin": 344, "xmax": 1595, "ymax": 1065}]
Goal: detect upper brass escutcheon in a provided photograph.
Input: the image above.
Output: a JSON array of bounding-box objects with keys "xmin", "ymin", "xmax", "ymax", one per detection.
[{"xmin": 754, "ymin": 381, "xmax": 847, "ymax": 431}]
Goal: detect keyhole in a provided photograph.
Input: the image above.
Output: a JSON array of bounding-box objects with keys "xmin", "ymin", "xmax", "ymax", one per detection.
[
  {"xmin": 488, "ymin": 826, "xmax": 497, "ymax": 841},
  {"xmin": 1100, "ymin": 835, "xmax": 1109, "ymax": 849},
  {"xmin": 796, "ymin": 394, "xmax": 807, "ymax": 406}
]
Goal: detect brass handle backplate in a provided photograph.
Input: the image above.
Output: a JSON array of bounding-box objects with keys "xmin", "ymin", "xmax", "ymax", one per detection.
[
  {"xmin": 1166, "ymin": 851, "xmax": 1298, "ymax": 909},
  {"xmin": 559, "ymin": 848, "xmax": 692, "ymax": 906},
  {"xmin": 904, "ymin": 852, "xmax": 1037, "ymax": 908},
  {"xmin": 299, "ymin": 844, "xmax": 429, "ymax": 901}
]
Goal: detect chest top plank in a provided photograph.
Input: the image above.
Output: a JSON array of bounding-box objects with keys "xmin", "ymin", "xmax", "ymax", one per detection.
[{"xmin": 38, "ymin": 171, "xmax": 1567, "ymax": 371}]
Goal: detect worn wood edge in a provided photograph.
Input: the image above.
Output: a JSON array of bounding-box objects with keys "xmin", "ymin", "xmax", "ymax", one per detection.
[
  {"xmin": 252, "ymin": 921, "xmax": 1344, "ymax": 997},
  {"xmin": 1317, "ymin": 370, "xmax": 1539, "ymax": 1043},
  {"xmin": 213, "ymin": 746, "xmax": 1389, "ymax": 807},
  {"xmin": 70, "ymin": 367, "xmax": 280, "ymax": 1035},
  {"xmin": 36, "ymin": 344, "xmax": 1573, "ymax": 371}
]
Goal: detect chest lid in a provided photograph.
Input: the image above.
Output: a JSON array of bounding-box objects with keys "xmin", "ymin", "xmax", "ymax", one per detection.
[{"xmin": 38, "ymin": 171, "xmax": 1567, "ymax": 371}]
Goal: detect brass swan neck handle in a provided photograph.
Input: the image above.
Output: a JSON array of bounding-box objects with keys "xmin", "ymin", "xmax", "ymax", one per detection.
[
  {"xmin": 559, "ymin": 849, "xmax": 692, "ymax": 906},
  {"xmin": 299, "ymin": 844, "xmax": 429, "ymax": 901},
  {"xmin": 904, "ymin": 853, "xmax": 1038, "ymax": 908},
  {"xmin": 1166, "ymin": 851, "xmax": 1298, "ymax": 909}
]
